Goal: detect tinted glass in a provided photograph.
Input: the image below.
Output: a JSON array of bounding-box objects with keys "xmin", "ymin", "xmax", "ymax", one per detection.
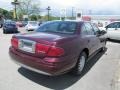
[
  {"xmin": 5, "ymin": 21, "xmax": 16, "ymax": 25},
  {"xmin": 36, "ymin": 21, "xmax": 77, "ymax": 34},
  {"xmin": 84, "ymin": 23, "xmax": 95, "ymax": 35},
  {"xmin": 81, "ymin": 24, "xmax": 88, "ymax": 35},
  {"xmin": 117, "ymin": 22, "xmax": 120, "ymax": 28},
  {"xmin": 107, "ymin": 22, "xmax": 120, "ymax": 28},
  {"xmin": 91, "ymin": 23, "xmax": 100, "ymax": 34},
  {"xmin": 29, "ymin": 22, "xmax": 38, "ymax": 25}
]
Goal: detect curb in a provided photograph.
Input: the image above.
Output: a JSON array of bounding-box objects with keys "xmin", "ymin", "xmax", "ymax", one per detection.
[{"xmin": 114, "ymin": 61, "xmax": 120, "ymax": 90}]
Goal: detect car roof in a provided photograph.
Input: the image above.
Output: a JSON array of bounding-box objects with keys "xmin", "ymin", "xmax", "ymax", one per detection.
[
  {"xmin": 28, "ymin": 21, "xmax": 37, "ymax": 22},
  {"xmin": 107, "ymin": 21, "xmax": 120, "ymax": 25},
  {"xmin": 5, "ymin": 20, "xmax": 15, "ymax": 23},
  {"xmin": 47, "ymin": 20, "xmax": 90, "ymax": 23}
]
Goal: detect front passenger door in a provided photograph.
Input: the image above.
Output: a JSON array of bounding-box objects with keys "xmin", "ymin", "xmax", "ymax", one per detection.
[
  {"xmin": 83, "ymin": 23, "xmax": 99, "ymax": 55},
  {"xmin": 91, "ymin": 23, "xmax": 106, "ymax": 49}
]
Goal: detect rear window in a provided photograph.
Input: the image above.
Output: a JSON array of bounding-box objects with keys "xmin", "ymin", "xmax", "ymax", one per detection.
[
  {"xmin": 5, "ymin": 21, "xmax": 16, "ymax": 25},
  {"xmin": 29, "ymin": 22, "xmax": 38, "ymax": 25},
  {"xmin": 36, "ymin": 21, "xmax": 77, "ymax": 34}
]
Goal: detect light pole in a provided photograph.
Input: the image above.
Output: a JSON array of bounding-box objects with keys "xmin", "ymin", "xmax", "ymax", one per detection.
[
  {"xmin": 72, "ymin": 7, "xmax": 74, "ymax": 20},
  {"xmin": 11, "ymin": 0, "xmax": 19, "ymax": 21},
  {"xmin": 46, "ymin": 6, "xmax": 51, "ymax": 21}
]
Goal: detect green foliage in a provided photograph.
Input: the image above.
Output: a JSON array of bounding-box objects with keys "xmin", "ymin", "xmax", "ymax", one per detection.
[
  {"xmin": 17, "ymin": 0, "xmax": 40, "ymax": 18},
  {"xmin": 30, "ymin": 15, "xmax": 37, "ymax": 21},
  {"xmin": 41, "ymin": 15, "xmax": 60, "ymax": 21},
  {"xmin": 0, "ymin": 8, "xmax": 13, "ymax": 19}
]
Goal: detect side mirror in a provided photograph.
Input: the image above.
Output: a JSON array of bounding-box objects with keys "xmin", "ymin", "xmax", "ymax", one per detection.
[{"xmin": 100, "ymin": 30, "xmax": 107, "ymax": 35}]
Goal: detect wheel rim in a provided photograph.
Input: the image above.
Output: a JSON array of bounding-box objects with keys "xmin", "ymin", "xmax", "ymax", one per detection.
[{"xmin": 78, "ymin": 55, "xmax": 86, "ymax": 72}]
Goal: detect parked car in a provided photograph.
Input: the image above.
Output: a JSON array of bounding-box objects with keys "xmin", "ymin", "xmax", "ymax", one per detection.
[
  {"xmin": 3, "ymin": 20, "xmax": 19, "ymax": 34},
  {"xmin": 25, "ymin": 21, "xmax": 39, "ymax": 31},
  {"xmin": 9, "ymin": 21, "xmax": 107, "ymax": 76},
  {"xmin": 16, "ymin": 21, "xmax": 24, "ymax": 27},
  {"xmin": 0, "ymin": 15, "xmax": 4, "ymax": 28},
  {"xmin": 21, "ymin": 21, "xmax": 28, "ymax": 27},
  {"xmin": 105, "ymin": 21, "xmax": 120, "ymax": 40}
]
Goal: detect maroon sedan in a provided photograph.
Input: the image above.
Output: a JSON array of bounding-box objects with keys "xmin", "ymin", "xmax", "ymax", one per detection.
[{"xmin": 9, "ymin": 21, "xmax": 107, "ymax": 76}]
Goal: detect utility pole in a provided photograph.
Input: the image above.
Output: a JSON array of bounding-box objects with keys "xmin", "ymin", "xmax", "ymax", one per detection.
[
  {"xmin": 72, "ymin": 7, "xmax": 74, "ymax": 20},
  {"xmin": 11, "ymin": 0, "xmax": 19, "ymax": 21},
  {"xmin": 89, "ymin": 10, "xmax": 92, "ymax": 15},
  {"xmin": 46, "ymin": 6, "xmax": 51, "ymax": 21},
  {"xmin": 60, "ymin": 8, "xmax": 67, "ymax": 20}
]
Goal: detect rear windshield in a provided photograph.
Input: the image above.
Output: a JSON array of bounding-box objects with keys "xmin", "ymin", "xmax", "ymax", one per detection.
[
  {"xmin": 36, "ymin": 21, "xmax": 77, "ymax": 34},
  {"xmin": 5, "ymin": 21, "xmax": 16, "ymax": 25},
  {"xmin": 29, "ymin": 22, "xmax": 38, "ymax": 25}
]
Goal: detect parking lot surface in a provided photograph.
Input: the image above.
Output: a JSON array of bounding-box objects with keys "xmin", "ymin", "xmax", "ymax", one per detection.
[{"xmin": 0, "ymin": 28, "xmax": 120, "ymax": 90}]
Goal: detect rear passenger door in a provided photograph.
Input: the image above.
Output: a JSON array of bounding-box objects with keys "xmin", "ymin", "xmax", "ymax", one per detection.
[
  {"xmin": 81, "ymin": 22, "xmax": 99, "ymax": 55},
  {"xmin": 91, "ymin": 23, "xmax": 106, "ymax": 48}
]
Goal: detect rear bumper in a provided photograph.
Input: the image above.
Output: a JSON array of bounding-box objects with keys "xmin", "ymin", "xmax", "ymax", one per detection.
[
  {"xmin": 4, "ymin": 28, "xmax": 18, "ymax": 33},
  {"xmin": 26, "ymin": 27, "xmax": 37, "ymax": 31},
  {"xmin": 13, "ymin": 59, "xmax": 52, "ymax": 75},
  {"xmin": 9, "ymin": 47, "xmax": 72, "ymax": 76}
]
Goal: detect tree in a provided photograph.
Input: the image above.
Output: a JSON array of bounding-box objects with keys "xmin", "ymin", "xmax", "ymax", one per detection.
[
  {"xmin": 30, "ymin": 15, "xmax": 37, "ymax": 21},
  {"xmin": 17, "ymin": 0, "xmax": 40, "ymax": 18},
  {"xmin": 41, "ymin": 15, "xmax": 60, "ymax": 21},
  {"xmin": 0, "ymin": 8, "xmax": 13, "ymax": 19}
]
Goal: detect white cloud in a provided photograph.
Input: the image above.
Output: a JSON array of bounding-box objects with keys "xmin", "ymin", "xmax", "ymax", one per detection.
[
  {"xmin": 0, "ymin": 0, "xmax": 120, "ymax": 14},
  {"xmin": 0, "ymin": 0, "xmax": 13, "ymax": 10}
]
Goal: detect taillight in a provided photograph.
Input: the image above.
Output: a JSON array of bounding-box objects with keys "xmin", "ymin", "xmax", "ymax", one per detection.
[
  {"xmin": 11, "ymin": 38, "xmax": 18, "ymax": 48},
  {"xmin": 35, "ymin": 43, "xmax": 50, "ymax": 54},
  {"xmin": 35, "ymin": 43, "xmax": 64, "ymax": 57},
  {"xmin": 47, "ymin": 46, "xmax": 64, "ymax": 57}
]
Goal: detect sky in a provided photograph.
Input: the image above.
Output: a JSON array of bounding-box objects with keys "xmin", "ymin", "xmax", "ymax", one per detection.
[{"xmin": 0, "ymin": 0, "xmax": 120, "ymax": 15}]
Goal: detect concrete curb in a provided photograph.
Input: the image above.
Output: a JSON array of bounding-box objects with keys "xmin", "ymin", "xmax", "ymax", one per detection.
[{"xmin": 114, "ymin": 61, "xmax": 120, "ymax": 90}]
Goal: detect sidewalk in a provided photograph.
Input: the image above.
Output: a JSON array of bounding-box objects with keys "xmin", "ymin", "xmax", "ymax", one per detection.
[{"xmin": 114, "ymin": 61, "xmax": 120, "ymax": 90}]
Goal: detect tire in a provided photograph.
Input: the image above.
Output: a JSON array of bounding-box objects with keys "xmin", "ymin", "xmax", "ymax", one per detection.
[
  {"xmin": 107, "ymin": 38, "xmax": 110, "ymax": 41},
  {"xmin": 0, "ymin": 24, "xmax": 3, "ymax": 28},
  {"xmin": 71, "ymin": 52, "xmax": 87, "ymax": 75},
  {"xmin": 101, "ymin": 47, "xmax": 106, "ymax": 52},
  {"xmin": 3, "ymin": 30, "xmax": 7, "ymax": 34},
  {"xmin": 100, "ymin": 40, "xmax": 107, "ymax": 52}
]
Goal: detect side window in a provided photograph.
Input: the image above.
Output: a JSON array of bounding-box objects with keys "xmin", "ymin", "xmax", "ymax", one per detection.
[
  {"xmin": 84, "ymin": 23, "xmax": 95, "ymax": 35},
  {"xmin": 81, "ymin": 24, "xmax": 88, "ymax": 35},
  {"xmin": 117, "ymin": 22, "xmax": 120, "ymax": 28},
  {"xmin": 107, "ymin": 22, "xmax": 118, "ymax": 28},
  {"xmin": 91, "ymin": 23, "xmax": 100, "ymax": 34}
]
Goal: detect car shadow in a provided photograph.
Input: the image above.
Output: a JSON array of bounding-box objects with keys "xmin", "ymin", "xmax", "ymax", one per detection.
[
  {"xmin": 3, "ymin": 31, "xmax": 20, "ymax": 34},
  {"xmin": 18, "ymin": 48, "xmax": 107, "ymax": 90},
  {"xmin": 108, "ymin": 39, "xmax": 120, "ymax": 43}
]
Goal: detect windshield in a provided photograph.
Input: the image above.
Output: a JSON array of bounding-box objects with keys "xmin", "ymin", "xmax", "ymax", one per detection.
[
  {"xmin": 36, "ymin": 21, "xmax": 77, "ymax": 34},
  {"xmin": 5, "ymin": 21, "xmax": 16, "ymax": 25},
  {"xmin": 29, "ymin": 22, "xmax": 38, "ymax": 25}
]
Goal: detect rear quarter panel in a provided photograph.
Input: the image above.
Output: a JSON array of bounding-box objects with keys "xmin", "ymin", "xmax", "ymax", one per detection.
[{"xmin": 54, "ymin": 34, "xmax": 89, "ymax": 69}]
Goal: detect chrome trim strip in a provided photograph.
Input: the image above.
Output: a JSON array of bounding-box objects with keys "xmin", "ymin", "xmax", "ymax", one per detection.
[{"xmin": 14, "ymin": 60, "xmax": 52, "ymax": 76}]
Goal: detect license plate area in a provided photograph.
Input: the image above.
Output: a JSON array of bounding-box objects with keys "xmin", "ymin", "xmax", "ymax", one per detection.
[{"xmin": 19, "ymin": 39, "xmax": 36, "ymax": 53}]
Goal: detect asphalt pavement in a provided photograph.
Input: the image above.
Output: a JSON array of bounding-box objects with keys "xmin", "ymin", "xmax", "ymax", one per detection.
[{"xmin": 0, "ymin": 28, "xmax": 120, "ymax": 90}]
